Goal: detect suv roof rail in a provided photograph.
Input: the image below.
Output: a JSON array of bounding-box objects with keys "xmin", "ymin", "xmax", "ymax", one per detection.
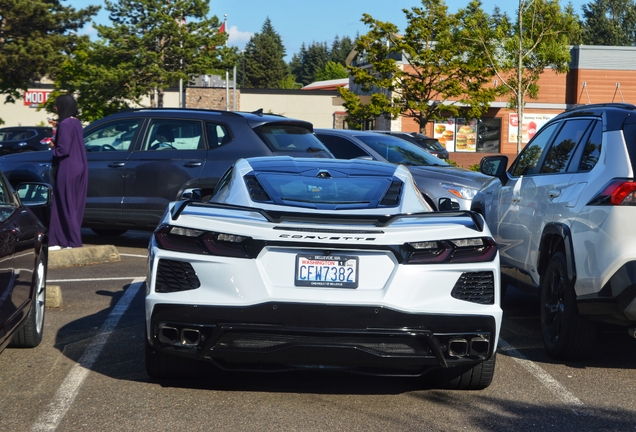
[
  {"xmin": 567, "ymin": 103, "xmax": 636, "ymax": 112},
  {"xmin": 116, "ymin": 107, "xmax": 246, "ymax": 117}
]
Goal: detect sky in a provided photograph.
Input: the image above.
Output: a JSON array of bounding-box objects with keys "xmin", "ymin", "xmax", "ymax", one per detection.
[{"xmin": 72, "ymin": 0, "xmax": 590, "ymax": 60}]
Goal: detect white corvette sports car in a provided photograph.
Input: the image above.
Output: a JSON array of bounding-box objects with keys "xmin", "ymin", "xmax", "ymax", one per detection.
[{"xmin": 145, "ymin": 156, "xmax": 502, "ymax": 389}]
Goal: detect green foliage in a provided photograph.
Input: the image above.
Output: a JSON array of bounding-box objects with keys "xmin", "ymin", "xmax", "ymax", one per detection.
[
  {"xmin": 581, "ymin": 0, "xmax": 636, "ymax": 45},
  {"xmin": 314, "ymin": 61, "xmax": 349, "ymax": 81},
  {"xmin": 279, "ymin": 75, "xmax": 302, "ymax": 89},
  {"xmin": 290, "ymin": 42, "xmax": 329, "ymax": 86},
  {"xmin": 344, "ymin": 0, "xmax": 498, "ymax": 133},
  {"xmin": 243, "ymin": 17, "xmax": 289, "ymax": 88},
  {"xmin": 338, "ymin": 87, "xmax": 385, "ymax": 130},
  {"xmin": 0, "ymin": 0, "xmax": 98, "ymax": 122},
  {"xmin": 470, "ymin": 0, "xmax": 580, "ymax": 152},
  {"xmin": 329, "ymin": 36, "xmax": 355, "ymax": 65},
  {"xmin": 51, "ymin": 0, "xmax": 235, "ymax": 121},
  {"xmin": 290, "ymin": 36, "xmax": 354, "ymax": 86}
]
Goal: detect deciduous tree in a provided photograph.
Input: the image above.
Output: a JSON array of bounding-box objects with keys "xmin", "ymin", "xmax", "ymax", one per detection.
[
  {"xmin": 469, "ymin": 0, "xmax": 580, "ymax": 152},
  {"xmin": 340, "ymin": 0, "xmax": 498, "ymax": 133}
]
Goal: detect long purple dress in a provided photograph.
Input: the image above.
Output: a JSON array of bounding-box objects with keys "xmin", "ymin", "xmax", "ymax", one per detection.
[{"xmin": 48, "ymin": 117, "xmax": 88, "ymax": 248}]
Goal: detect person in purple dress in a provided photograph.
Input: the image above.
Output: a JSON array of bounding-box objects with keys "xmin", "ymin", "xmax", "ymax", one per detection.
[{"xmin": 48, "ymin": 94, "xmax": 88, "ymax": 250}]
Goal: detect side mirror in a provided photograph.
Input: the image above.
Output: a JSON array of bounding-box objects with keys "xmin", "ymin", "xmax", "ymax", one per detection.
[
  {"xmin": 16, "ymin": 182, "xmax": 52, "ymax": 207},
  {"xmin": 181, "ymin": 188, "xmax": 202, "ymax": 202},
  {"xmin": 479, "ymin": 155, "xmax": 509, "ymax": 186}
]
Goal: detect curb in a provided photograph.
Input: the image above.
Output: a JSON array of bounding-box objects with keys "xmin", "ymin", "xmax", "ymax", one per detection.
[
  {"xmin": 49, "ymin": 245, "xmax": 121, "ymax": 269},
  {"xmin": 46, "ymin": 285, "xmax": 62, "ymax": 308}
]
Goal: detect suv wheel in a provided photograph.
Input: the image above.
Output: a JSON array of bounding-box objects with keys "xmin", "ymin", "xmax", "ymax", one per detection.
[{"xmin": 540, "ymin": 252, "xmax": 597, "ymax": 360}]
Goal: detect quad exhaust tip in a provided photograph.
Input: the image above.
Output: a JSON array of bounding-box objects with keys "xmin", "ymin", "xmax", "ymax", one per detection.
[
  {"xmin": 447, "ymin": 336, "xmax": 490, "ymax": 358},
  {"xmin": 158, "ymin": 325, "xmax": 201, "ymax": 346}
]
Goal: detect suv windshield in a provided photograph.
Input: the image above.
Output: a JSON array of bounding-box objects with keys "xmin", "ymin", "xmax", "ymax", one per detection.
[{"xmin": 355, "ymin": 134, "xmax": 450, "ymax": 166}]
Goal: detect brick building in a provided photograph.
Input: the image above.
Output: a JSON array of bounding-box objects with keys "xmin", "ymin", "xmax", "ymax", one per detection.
[{"xmin": 354, "ymin": 45, "xmax": 636, "ymax": 167}]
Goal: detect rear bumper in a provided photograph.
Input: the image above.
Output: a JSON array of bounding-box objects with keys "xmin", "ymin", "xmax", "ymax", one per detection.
[
  {"xmin": 578, "ymin": 261, "xmax": 636, "ymax": 326},
  {"xmin": 148, "ymin": 302, "xmax": 498, "ymax": 376}
]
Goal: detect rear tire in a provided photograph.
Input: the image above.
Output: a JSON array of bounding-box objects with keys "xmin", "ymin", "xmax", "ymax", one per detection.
[
  {"xmin": 540, "ymin": 252, "xmax": 597, "ymax": 360},
  {"xmin": 431, "ymin": 354, "xmax": 496, "ymax": 390},
  {"xmin": 10, "ymin": 251, "xmax": 46, "ymax": 348}
]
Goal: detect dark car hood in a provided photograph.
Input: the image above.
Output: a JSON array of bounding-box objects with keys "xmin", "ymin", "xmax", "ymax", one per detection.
[{"xmin": 406, "ymin": 165, "xmax": 491, "ymax": 187}]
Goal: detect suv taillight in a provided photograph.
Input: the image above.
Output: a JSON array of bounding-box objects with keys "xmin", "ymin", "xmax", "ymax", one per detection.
[{"xmin": 588, "ymin": 180, "xmax": 636, "ymax": 206}]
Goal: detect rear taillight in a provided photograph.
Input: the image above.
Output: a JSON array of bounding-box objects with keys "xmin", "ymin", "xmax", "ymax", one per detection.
[
  {"xmin": 405, "ymin": 237, "xmax": 497, "ymax": 264},
  {"xmin": 588, "ymin": 180, "xmax": 636, "ymax": 206},
  {"xmin": 154, "ymin": 225, "xmax": 252, "ymax": 258}
]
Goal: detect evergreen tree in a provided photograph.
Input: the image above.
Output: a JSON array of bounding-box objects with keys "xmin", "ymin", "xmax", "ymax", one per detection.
[
  {"xmin": 0, "ymin": 0, "xmax": 98, "ymax": 122},
  {"xmin": 243, "ymin": 17, "xmax": 289, "ymax": 88},
  {"xmin": 341, "ymin": 0, "xmax": 498, "ymax": 133},
  {"xmin": 581, "ymin": 0, "xmax": 636, "ymax": 45},
  {"xmin": 329, "ymin": 35, "xmax": 355, "ymax": 65}
]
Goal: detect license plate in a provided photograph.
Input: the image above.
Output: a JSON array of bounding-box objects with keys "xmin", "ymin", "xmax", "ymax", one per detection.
[{"xmin": 295, "ymin": 255, "xmax": 359, "ymax": 288}]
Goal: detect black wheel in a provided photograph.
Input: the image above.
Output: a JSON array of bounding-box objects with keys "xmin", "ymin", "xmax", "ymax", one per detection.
[
  {"xmin": 430, "ymin": 354, "xmax": 496, "ymax": 390},
  {"xmin": 90, "ymin": 228, "xmax": 128, "ymax": 237},
  {"xmin": 10, "ymin": 250, "xmax": 47, "ymax": 348},
  {"xmin": 541, "ymin": 252, "xmax": 597, "ymax": 360}
]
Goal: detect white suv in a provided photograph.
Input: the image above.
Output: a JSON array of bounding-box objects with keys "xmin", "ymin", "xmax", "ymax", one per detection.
[{"xmin": 472, "ymin": 103, "xmax": 636, "ymax": 360}]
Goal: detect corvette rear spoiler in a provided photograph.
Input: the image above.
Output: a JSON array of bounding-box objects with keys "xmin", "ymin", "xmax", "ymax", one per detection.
[{"xmin": 170, "ymin": 200, "xmax": 486, "ymax": 232}]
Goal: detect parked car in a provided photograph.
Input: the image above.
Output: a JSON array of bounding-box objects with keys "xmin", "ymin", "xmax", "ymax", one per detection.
[
  {"xmin": 0, "ymin": 126, "xmax": 53, "ymax": 156},
  {"xmin": 471, "ymin": 103, "xmax": 636, "ymax": 360},
  {"xmin": 314, "ymin": 129, "xmax": 490, "ymax": 211},
  {"xmin": 0, "ymin": 173, "xmax": 51, "ymax": 355},
  {"xmin": 375, "ymin": 130, "xmax": 450, "ymax": 160},
  {"xmin": 0, "ymin": 108, "xmax": 333, "ymax": 236},
  {"xmin": 145, "ymin": 156, "xmax": 501, "ymax": 388}
]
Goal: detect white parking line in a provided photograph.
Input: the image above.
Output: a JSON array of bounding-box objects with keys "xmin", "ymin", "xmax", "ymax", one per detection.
[
  {"xmin": 498, "ymin": 338, "xmax": 591, "ymax": 416},
  {"xmin": 31, "ymin": 277, "xmax": 144, "ymax": 432},
  {"xmin": 120, "ymin": 253, "xmax": 147, "ymax": 258}
]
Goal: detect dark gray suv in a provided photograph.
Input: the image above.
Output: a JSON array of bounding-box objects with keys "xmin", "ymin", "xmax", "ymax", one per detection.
[{"xmin": 0, "ymin": 108, "xmax": 333, "ymax": 236}]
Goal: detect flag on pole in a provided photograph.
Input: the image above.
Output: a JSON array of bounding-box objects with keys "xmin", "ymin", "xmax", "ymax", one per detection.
[{"xmin": 218, "ymin": 22, "xmax": 225, "ymax": 33}]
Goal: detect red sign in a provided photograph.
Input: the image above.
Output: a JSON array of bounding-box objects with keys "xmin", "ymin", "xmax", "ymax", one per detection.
[{"xmin": 23, "ymin": 90, "xmax": 51, "ymax": 107}]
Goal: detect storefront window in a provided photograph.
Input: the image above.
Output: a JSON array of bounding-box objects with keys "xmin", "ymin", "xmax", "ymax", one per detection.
[{"xmin": 432, "ymin": 117, "xmax": 501, "ymax": 153}]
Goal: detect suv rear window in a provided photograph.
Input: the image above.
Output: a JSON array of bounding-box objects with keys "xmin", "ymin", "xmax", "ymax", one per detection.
[{"xmin": 258, "ymin": 124, "xmax": 331, "ymax": 155}]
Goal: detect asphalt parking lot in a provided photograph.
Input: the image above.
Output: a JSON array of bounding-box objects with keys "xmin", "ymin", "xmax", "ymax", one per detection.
[{"xmin": 0, "ymin": 229, "xmax": 635, "ymax": 431}]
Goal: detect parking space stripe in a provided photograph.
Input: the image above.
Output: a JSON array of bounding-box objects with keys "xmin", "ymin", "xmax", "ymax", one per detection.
[
  {"xmin": 498, "ymin": 338, "xmax": 591, "ymax": 416},
  {"xmin": 31, "ymin": 277, "xmax": 144, "ymax": 432}
]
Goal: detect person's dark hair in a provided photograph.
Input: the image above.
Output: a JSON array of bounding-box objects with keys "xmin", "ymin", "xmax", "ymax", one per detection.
[{"xmin": 54, "ymin": 94, "xmax": 79, "ymax": 123}]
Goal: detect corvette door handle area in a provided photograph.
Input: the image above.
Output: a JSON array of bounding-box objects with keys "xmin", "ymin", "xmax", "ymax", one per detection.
[
  {"xmin": 108, "ymin": 162, "xmax": 125, "ymax": 168},
  {"xmin": 548, "ymin": 190, "xmax": 561, "ymax": 199},
  {"xmin": 184, "ymin": 162, "xmax": 203, "ymax": 168}
]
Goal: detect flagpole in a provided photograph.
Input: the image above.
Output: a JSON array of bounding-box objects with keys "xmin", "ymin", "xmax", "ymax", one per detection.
[{"xmin": 224, "ymin": 14, "xmax": 229, "ymax": 111}]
